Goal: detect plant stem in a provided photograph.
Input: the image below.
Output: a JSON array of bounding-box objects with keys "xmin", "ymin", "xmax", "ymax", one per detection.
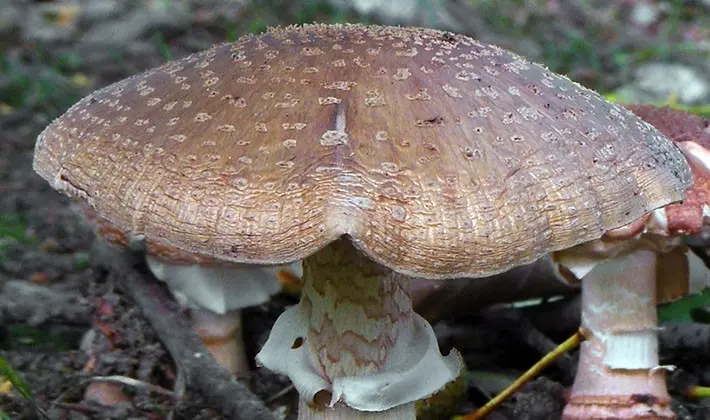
[{"xmin": 464, "ymin": 328, "xmax": 587, "ymax": 420}]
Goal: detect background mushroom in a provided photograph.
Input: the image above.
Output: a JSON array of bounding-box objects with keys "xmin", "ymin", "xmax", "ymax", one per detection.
[
  {"xmin": 552, "ymin": 105, "xmax": 710, "ymax": 419},
  {"xmin": 145, "ymin": 257, "xmax": 302, "ymax": 375},
  {"xmin": 82, "ymin": 200, "xmax": 300, "ymax": 376},
  {"xmin": 33, "ymin": 24, "xmax": 691, "ymax": 419}
]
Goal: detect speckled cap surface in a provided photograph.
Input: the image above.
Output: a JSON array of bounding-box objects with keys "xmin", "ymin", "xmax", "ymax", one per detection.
[{"xmin": 34, "ymin": 24, "xmax": 691, "ymax": 278}]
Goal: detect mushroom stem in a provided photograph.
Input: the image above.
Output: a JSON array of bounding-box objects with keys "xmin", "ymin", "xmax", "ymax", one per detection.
[
  {"xmin": 190, "ymin": 308, "xmax": 247, "ymax": 376},
  {"xmin": 302, "ymin": 238, "xmax": 413, "ymax": 378},
  {"xmin": 298, "ymin": 400, "xmax": 414, "ymax": 419},
  {"xmin": 299, "ymin": 239, "xmax": 415, "ymax": 418},
  {"xmin": 257, "ymin": 238, "xmax": 462, "ymax": 419},
  {"xmin": 562, "ymin": 249, "xmax": 673, "ymax": 419}
]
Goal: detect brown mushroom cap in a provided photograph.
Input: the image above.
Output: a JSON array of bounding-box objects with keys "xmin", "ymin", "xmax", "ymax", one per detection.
[
  {"xmin": 33, "ymin": 24, "xmax": 691, "ymax": 279},
  {"xmin": 627, "ymin": 105, "xmax": 710, "ymax": 236}
]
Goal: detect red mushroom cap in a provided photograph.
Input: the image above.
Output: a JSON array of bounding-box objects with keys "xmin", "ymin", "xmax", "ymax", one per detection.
[{"xmin": 628, "ymin": 105, "xmax": 710, "ymax": 236}]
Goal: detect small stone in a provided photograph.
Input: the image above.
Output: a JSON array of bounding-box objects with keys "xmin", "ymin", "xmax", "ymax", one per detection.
[
  {"xmin": 23, "ymin": 3, "xmax": 81, "ymax": 43},
  {"xmin": 630, "ymin": 1, "xmax": 661, "ymax": 28},
  {"xmin": 511, "ymin": 377, "xmax": 565, "ymax": 420},
  {"xmin": 0, "ymin": 2, "xmax": 21, "ymax": 37},
  {"xmin": 616, "ymin": 63, "xmax": 710, "ymax": 105},
  {"xmin": 29, "ymin": 272, "xmax": 50, "ymax": 284},
  {"xmin": 78, "ymin": 0, "xmax": 125, "ymax": 23},
  {"xmin": 79, "ymin": 0, "xmax": 190, "ymax": 49}
]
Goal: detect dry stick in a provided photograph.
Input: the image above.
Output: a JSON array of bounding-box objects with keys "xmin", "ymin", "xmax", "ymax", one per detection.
[
  {"xmin": 90, "ymin": 239, "xmax": 277, "ymax": 420},
  {"xmin": 89, "ymin": 375, "xmax": 177, "ymax": 398},
  {"xmin": 524, "ymin": 295, "xmax": 581, "ymax": 338},
  {"xmin": 690, "ymin": 246, "xmax": 710, "ymax": 269},
  {"xmin": 528, "ymin": 297, "xmax": 710, "ymax": 355},
  {"xmin": 54, "ymin": 402, "xmax": 102, "ymax": 414},
  {"xmin": 482, "ymin": 308, "xmax": 577, "ymax": 383},
  {"xmin": 660, "ymin": 322, "xmax": 710, "ymax": 353},
  {"xmin": 462, "ymin": 328, "xmax": 588, "ymax": 420}
]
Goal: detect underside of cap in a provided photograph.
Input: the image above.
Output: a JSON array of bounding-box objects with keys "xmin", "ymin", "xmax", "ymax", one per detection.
[
  {"xmin": 145, "ymin": 256, "xmax": 298, "ymax": 313},
  {"xmin": 34, "ymin": 24, "xmax": 691, "ymax": 279}
]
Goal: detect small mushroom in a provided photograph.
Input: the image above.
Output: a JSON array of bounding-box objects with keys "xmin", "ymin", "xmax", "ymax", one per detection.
[
  {"xmin": 146, "ymin": 257, "xmax": 301, "ymax": 375},
  {"xmin": 82, "ymin": 203, "xmax": 298, "ymax": 376},
  {"xmin": 33, "ymin": 24, "xmax": 691, "ymax": 419},
  {"xmin": 553, "ymin": 105, "xmax": 710, "ymax": 420}
]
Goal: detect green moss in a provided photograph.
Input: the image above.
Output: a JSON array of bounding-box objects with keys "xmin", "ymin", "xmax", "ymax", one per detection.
[
  {"xmin": 415, "ymin": 369, "xmax": 467, "ymax": 420},
  {"xmin": 1, "ymin": 324, "xmax": 82, "ymax": 352},
  {"xmin": 246, "ymin": 18, "xmax": 269, "ymax": 35},
  {"xmin": 542, "ymin": 34, "xmax": 602, "ymax": 78},
  {"xmin": 72, "ymin": 252, "xmax": 91, "ymax": 270},
  {"xmin": 0, "ymin": 52, "xmax": 81, "ymax": 113},
  {"xmin": 0, "ymin": 214, "xmax": 34, "ymax": 246},
  {"xmin": 154, "ymin": 32, "xmax": 174, "ymax": 61},
  {"xmin": 237, "ymin": 0, "xmax": 364, "ymax": 40}
]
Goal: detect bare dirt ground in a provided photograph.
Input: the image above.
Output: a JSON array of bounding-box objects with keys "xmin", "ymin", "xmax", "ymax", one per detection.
[{"xmin": 1, "ymin": 1, "xmax": 709, "ymax": 419}]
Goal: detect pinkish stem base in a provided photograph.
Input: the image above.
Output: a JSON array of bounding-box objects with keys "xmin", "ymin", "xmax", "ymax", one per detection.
[
  {"xmin": 562, "ymin": 250, "xmax": 673, "ymax": 419},
  {"xmin": 191, "ymin": 308, "xmax": 247, "ymax": 376},
  {"xmin": 298, "ymin": 399, "xmax": 414, "ymax": 420}
]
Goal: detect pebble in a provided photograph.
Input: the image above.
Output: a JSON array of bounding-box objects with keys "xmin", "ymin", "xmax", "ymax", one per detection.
[{"xmin": 615, "ymin": 62, "xmax": 710, "ymax": 105}]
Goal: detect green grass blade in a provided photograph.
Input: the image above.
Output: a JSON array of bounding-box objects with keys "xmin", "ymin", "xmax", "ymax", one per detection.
[
  {"xmin": 0, "ymin": 357, "xmax": 50, "ymax": 420},
  {"xmin": 0, "ymin": 356, "xmax": 32, "ymax": 401}
]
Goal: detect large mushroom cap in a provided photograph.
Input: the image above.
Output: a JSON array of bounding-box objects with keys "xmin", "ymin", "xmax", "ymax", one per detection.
[{"xmin": 34, "ymin": 24, "xmax": 691, "ymax": 279}]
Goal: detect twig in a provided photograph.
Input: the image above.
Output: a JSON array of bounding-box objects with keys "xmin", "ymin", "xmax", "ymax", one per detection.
[
  {"xmin": 660, "ymin": 322, "xmax": 710, "ymax": 353},
  {"xmin": 462, "ymin": 328, "xmax": 588, "ymax": 420},
  {"xmin": 90, "ymin": 239, "xmax": 277, "ymax": 420},
  {"xmin": 54, "ymin": 402, "xmax": 102, "ymax": 414},
  {"xmin": 482, "ymin": 307, "xmax": 578, "ymax": 383},
  {"xmin": 524, "ymin": 297, "xmax": 710, "ymax": 356},
  {"xmin": 690, "ymin": 246, "xmax": 710, "ymax": 269},
  {"xmin": 523, "ymin": 295, "xmax": 581, "ymax": 337},
  {"xmin": 49, "ymin": 378, "xmax": 84, "ymax": 411},
  {"xmin": 264, "ymin": 384, "xmax": 295, "ymax": 404},
  {"xmin": 89, "ymin": 375, "xmax": 176, "ymax": 398}
]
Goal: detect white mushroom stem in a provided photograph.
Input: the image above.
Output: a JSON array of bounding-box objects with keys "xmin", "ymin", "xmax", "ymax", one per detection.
[
  {"xmin": 146, "ymin": 257, "xmax": 294, "ymax": 376},
  {"xmin": 562, "ymin": 249, "xmax": 673, "ymax": 419},
  {"xmin": 256, "ymin": 239, "xmax": 462, "ymax": 420}
]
